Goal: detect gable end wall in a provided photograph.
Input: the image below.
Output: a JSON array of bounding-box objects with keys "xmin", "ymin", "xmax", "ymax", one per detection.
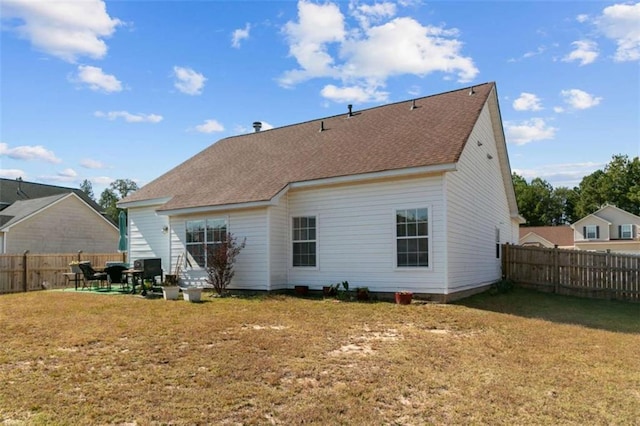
[{"xmin": 445, "ymin": 100, "xmax": 515, "ymax": 292}]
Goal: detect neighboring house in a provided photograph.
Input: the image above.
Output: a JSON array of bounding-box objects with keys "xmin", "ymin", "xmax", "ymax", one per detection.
[
  {"xmin": 571, "ymin": 205, "xmax": 640, "ymax": 255},
  {"xmin": 519, "ymin": 226, "xmax": 574, "ymax": 249},
  {"xmin": 0, "ymin": 177, "xmax": 103, "ymax": 213},
  {"xmin": 118, "ymin": 82, "xmax": 523, "ymax": 301},
  {"xmin": 0, "ymin": 192, "xmax": 119, "ymax": 254}
]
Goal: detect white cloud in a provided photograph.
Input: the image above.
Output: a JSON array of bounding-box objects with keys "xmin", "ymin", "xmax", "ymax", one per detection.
[
  {"xmin": 1, "ymin": 0, "xmax": 121, "ymax": 62},
  {"xmin": 0, "ymin": 169, "xmax": 26, "ymax": 179},
  {"xmin": 74, "ymin": 65, "xmax": 122, "ymax": 92},
  {"xmin": 195, "ymin": 119, "xmax": 225, "ymax": 133},
  {"xmin": 595, "ymin": 2, "xmax": 640, "ymax": 62},
  {"xmin": 513, "ymin": 161, "xmax": 604, "ymax": 188},
  {"xmin": 173, "ymin": 66, "xmax": 206, "ymax": 95},
  {"xmin": 576, "ymin": 14, "xmax": 590, "ymax": 24},
  {"xmin": 562, "ymin": 40, "xmax": 599, "ymax": 66},
  {"xmin": 560, "ymin": 89, "xmax": 602, "ymax": 110},
  {"xmin": 513, "ymin": 93, "xmax": 543, "ymax": 111},
  {"xmin": 231, "ymin": 23, "xmax": 250, "ymax": 48},
  {"xmin": 92, "ymin": 176, "xmax": 113, "ymax": 185},
  {"xmin": 80, "ymin": 158, "xmax": 106, "ymax": 169},
  {"xmin": 350, "ymin": 1, "xmax": 397, "ymax": 28},
  {"xmin": 0, "ymin": 142, "xmax": 62, "ymax": 163},
  {"xmin": 321, "ymin": 83, "xmax": 388, "ymax": 103},
  {"xmin": 94, "ymin": 111, "xmax": 163, "ymax": 123},
  {"xmin": 279, "ymin": 1, "xmax": 478, "ymax": 103},
  {"xmin": 505, "ymin": 118, "xmax": 557, "ymax": 145},
  {"xmin": 58, "ymin": 168, "xmax": 77, "ymax": 178}
]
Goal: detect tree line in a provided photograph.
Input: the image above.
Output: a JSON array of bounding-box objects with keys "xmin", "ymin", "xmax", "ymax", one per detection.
[
  {"xmin": 514, "ymin": 155, "xmax": 639, "ymax": 226},
  {"xmin": 80, "ymin": 178, "xmax": 139, "ymax": 224}
]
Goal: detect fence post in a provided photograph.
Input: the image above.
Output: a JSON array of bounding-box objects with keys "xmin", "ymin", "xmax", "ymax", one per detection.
[
  {"xmin": 77, "ymin": 250, "xmax": 82, "ymax": 262},
  {"xmin": 553, "ymin": 247, "xmax": 559, "ymax": 294},
  {"xmin": 22, "ymin": 250, "xmax": 29, "ymax": 292}
]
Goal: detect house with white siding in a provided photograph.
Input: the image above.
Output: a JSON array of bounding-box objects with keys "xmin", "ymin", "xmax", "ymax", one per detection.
[
  {"xmin": 118, "ymin": 82, "xmax": 523, "ymax": 301},
  {"xmin": 571, "ymin": 205, "xmax": 640, "ymax": 255}
]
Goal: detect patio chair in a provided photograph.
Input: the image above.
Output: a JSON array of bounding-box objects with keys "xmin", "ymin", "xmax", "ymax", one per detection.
[
  {"xmin": 105, "ymin": 264, "xmax": 129, "ymax": 291},
  {"xmin": 78, "ymin": 262, "xmax": 109, "ymax": 290}
]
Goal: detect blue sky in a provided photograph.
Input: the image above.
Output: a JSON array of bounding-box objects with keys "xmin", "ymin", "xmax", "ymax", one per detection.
[{"xmin": 1, "ymin": 0, "xmax": 639, "ymax": 197}]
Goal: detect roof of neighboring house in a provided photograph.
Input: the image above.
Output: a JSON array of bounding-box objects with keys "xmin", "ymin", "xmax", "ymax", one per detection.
[
  {"xmin": 571, "ymin": 204, "xmax": 640, "ymax": 227},
  {"xmin": 519, "ymin": 225, "xmax": 574, "ymax": 247},
  {"xmin": 0, "ymin": 193, "xmax": 117, "ymax": 231},
  {"xmin": 121, "ymin": 82, "xmax": 501, "ymax": 212},
  {"xmin": 0, "ymin": 194, "xmax": 69, "ymax": 229},
  {"xmin": 0, "ymin": 178, "xmax": 104, "ymax": 214}
]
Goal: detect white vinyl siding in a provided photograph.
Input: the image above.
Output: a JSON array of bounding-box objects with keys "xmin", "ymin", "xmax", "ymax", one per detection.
[
  {"xmin": 268, "ymin": 198, "xmax": 288, "ymax": 290},
  {"xmin": 445, "ymin": 98, "xmax": 514, "ymax": 293},
  {"xmin": 170, "ymin": 208, "xmax": 268, "ymax": 290},
  {"xmin": 287, "ymin": 175, "xmax": 446, "ymax": 293},
  {"xmin": 128, "ymin": 205, "xmax": 170, "ymax": 271}
]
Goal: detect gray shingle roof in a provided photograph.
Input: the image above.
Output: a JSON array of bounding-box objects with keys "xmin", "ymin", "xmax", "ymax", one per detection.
[
  {"xmin": 0, "ymin": 194, "xmax": 68, "ymax": 229},
  {"xmin": 122, "ymin": 82, "xmax": 495, "ymax": 211}
]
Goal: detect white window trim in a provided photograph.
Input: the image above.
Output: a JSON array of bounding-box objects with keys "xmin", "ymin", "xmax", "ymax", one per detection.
[
  {"xmin": 393, "ymin": 205, "xmax": 432, "ymax": 271},
  {"xmin": 620, "ymin": 224, "xmax": 633, "ymax": 239},
  {"xmin": 585, "ymin": 225, "xmax": 598, "ymax": 240},
  {"xmin": 184, "ymin": 216, "xmax": 229, "ymax": 269},
  {"xmin": 290, "ymin": 214, "xmax": 319, "ymax": 270}
]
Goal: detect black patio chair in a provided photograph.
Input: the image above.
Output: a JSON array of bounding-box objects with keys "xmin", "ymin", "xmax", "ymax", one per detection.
[
  {"xmin": 105, "ymin": 265, "xmax": 129, "ymax": 291},
  {"xmin": 78, "ymin": 262, "xmax": 109, "ymax": 290}
]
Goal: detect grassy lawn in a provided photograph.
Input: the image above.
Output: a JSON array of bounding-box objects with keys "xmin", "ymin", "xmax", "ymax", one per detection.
[{"xmin": 0, "ymin": 288, "xmax": 638, "ymax": 425}]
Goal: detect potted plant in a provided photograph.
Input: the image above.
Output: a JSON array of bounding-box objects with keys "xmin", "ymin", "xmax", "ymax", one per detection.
[
  {"xmin": 161, "ymin": 283, "xmax": 180, "ymax": 300},
  {"xmin": 182, "ymin": 287, "xmax": 203, "ymax": 302},
  {"xmin": 356, "ymin": 287, "xmax": 370, "ymax": 301},
  {"xmin": 294, "ymin": 285, "xmax": 309, "ymax": 296},
  {"xmin": 395, "ymin": 290, "xmax": 413, "ymax": 305}
]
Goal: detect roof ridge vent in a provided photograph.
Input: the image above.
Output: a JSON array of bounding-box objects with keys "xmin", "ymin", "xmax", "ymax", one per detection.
[{"xmin": 252, "ymin": 121, "xmax": 262, "ymax": 132}]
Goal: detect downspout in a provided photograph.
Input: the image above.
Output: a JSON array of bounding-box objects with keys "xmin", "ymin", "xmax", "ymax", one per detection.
[{"xmin": 442, "ymin": 174, "xmax": 449, "ymax": 302}]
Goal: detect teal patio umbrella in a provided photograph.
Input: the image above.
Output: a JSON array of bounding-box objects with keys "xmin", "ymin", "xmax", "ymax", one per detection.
[{"xmin": 118, "ymin": 210, "xmax": 127, "ymax": 252}]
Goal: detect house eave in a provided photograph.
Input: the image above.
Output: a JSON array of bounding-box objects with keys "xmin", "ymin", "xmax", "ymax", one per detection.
[
  {"xmin": 117, "ymin": 197, "xmax": 173, "ymax": 209},
  {"xmin": 290, "ymin": 163, "xmax": 457, "ymax": 190}
]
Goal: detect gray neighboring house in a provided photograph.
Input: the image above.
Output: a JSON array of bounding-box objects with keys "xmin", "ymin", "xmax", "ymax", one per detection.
[{"xmin": 0, "ymin": 178, "xmax": 119, "ymax": 254}]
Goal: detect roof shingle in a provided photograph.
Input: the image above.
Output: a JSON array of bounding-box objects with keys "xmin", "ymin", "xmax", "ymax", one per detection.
[{"xmin": 122, "ymin": 82, "xmax": 495, "ymax": 211}]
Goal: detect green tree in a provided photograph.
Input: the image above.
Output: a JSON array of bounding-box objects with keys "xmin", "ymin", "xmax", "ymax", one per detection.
[
  {"xmin": 79, "ymin": 179, "xmax": 95, "ymax": 201},
  {"xmin": 512, "ymin": 173, "xmax": 566, "ymax": 226},
  {"xmin": 99, "ymin": 179, "xmax": 139, "ymax": 223},
  {"xmin": 575, "ymin": 155, "xmax": 640, "ymax": 217}
]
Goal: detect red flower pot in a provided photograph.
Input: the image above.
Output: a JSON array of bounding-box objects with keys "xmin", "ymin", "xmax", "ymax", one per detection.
[{"xmin": 395, "ymin": 292, "xmax": 413, "ymax": 305}]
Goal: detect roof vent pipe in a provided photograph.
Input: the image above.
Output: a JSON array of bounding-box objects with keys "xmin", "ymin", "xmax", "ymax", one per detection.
[
  {"xmin": 347, "ymin": 104, "xmax": 353, "ymax": 117},
  {"xmin": 252, "ymin": 121, "xmax": 262, "ymax": 132},
  {"xmin": 411, "ymin": 99, "xmax": 416, "ymax": 110},
  {"xmin": 469, "ymin": 86, "xmax": 475, "ymax": 96},
  {"xmin": 319, "ymin": 120, "xmax": 325, "ymax": 132}
]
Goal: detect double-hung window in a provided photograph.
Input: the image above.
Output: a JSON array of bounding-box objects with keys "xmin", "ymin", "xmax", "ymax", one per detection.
[
  {"xmin": 396, "ymin": 208, "xmax": 429, "ymax": 267},
  {"xmin": 186, "ymin": 218, "xmax": 227, "ymax": 267},
  {"xmin": 292, "ymin": 216, "xmax": 316, "ymax": 267},
  {"xmin": 585, "ymin": 225, "xmax": 598, "ymax": 240},
  {"xmin": 620, "ymin": 224, "xmax": 633, "ymax": 239}
]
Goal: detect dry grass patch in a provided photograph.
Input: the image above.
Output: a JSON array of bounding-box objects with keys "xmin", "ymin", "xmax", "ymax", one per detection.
[{"xmin": 0, "ymin": 289, "xmax": 638, "ymax": 425}]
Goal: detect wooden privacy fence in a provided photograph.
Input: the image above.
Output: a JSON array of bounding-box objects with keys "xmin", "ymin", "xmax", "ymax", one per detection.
[
  {"xmin": 0, "ymin": 251, "xmax": 127, "ymax": 294},
  {"xmin": 502, "ymin": 244, "xmax": 640, "ymax": 302}
]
